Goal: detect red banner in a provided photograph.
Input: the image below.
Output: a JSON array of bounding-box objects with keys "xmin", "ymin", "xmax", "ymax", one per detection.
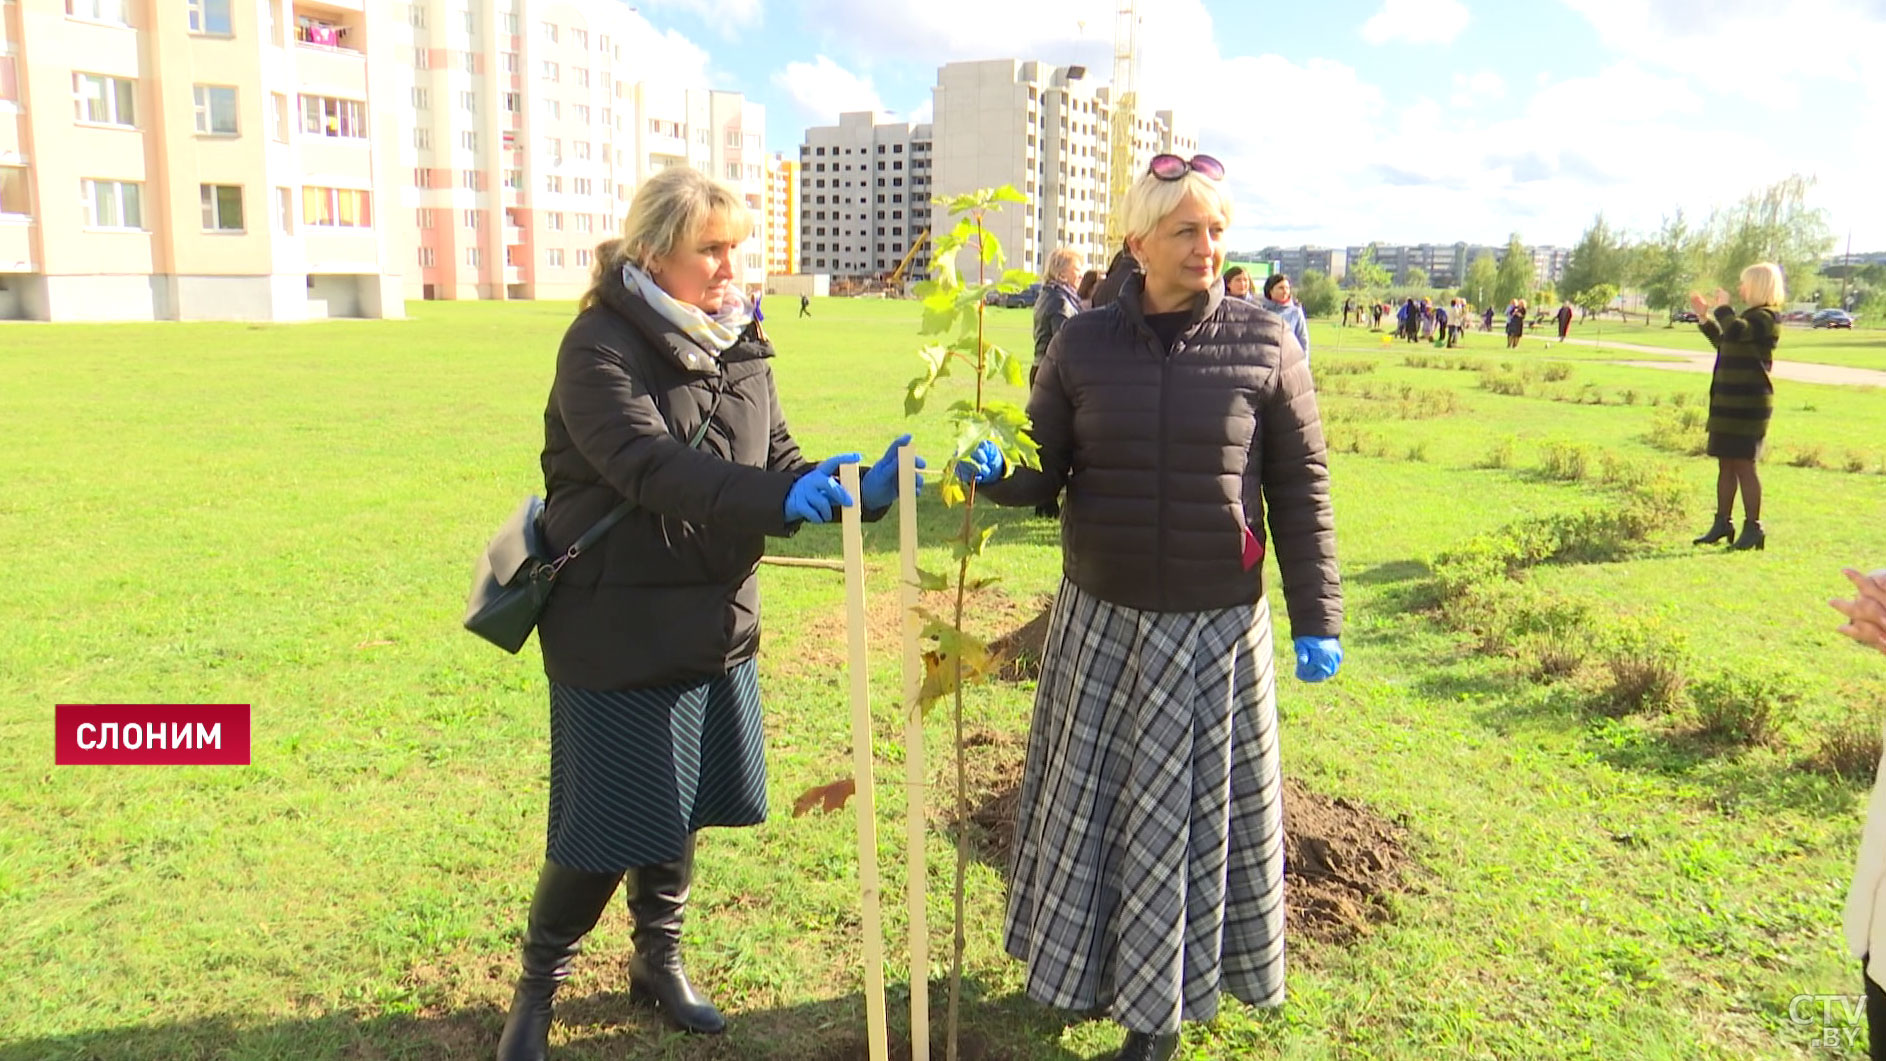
[{"xmin": 54, "ymin": 705, "xmax": 252, "ymax": 766}]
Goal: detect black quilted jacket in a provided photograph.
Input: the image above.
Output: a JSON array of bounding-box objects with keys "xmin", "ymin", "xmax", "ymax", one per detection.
[{"xmin": 981, "ymin": 273, "xmax": 1343, "ymax": 636}]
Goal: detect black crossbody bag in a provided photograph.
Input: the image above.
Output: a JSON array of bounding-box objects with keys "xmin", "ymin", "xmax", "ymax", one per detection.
[{"xmin": 462, "ymin": 385, "xmax": 723, "ymax": 653}]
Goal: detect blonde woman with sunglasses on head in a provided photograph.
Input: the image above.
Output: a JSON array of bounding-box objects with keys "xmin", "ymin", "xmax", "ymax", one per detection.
[{"xmin": 957, "ymin": 153, "xmax": 1343, "ymax": 1061}]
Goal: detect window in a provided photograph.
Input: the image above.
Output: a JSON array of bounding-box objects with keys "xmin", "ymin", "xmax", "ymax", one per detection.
[
  {"xmin": 74, "ymin": 73, "xmax": 136, "ymax": 127},
  {"xmin": 572, "ymin": 104, "xmax": 590, "ymax": 124},
  {"xmin": 503, "ymin": 12, "xmax": 518, "ymax": 33},
  {"xmin": 459, "ymin": 90, "xmax": 477, "ymax": 112},
  {"xmin": 577, "ymin": 248, "xmax": 592, "ymax": 267},
  {"xmin": 463, "ymin": 209, "xmax": 480, "ymax": 228},
  {"xmin": 571, "ymin": 177, "xmax": 590, "ymax": 195},
  {"xmin": 66, "ymin": 0, "xmax": 130, "ymax": 24},
  {"xmin": 409, "ymin": 5, "xmax": 426, "ymax": 28},
  {"xmin": 726, "ymin": 163, "xmax": 740, "ymax": 180},
  {"xmin": 418, "ymin": 247, "xmax": 435, "ymax": 267},
  {"xmin": 546, "ymin": 212, "xmax": 564, "ymax": 230},
  {"xmin": 543, "ymin": 137, "xmax": 562, "ymax": 163},
  {"xmin": 573, "ymin": 140, "xmax": 591, "ymax": 161},
  {"xmin": 414, "ymin": 128, "xmax": 431, "ymax": 150},
  {"xmin": 541, "ymin": 60, "xmax": 558, "ymax": 82},
  {"xmin": 414, "ymin": 167, "xmax": 434, "ymax": 188},
  {"xmin": 502, "ymin": 92, "xmax": 521, "ymax": 113},
  {"xmin": 504, "ymin": 169, "xmax": 522, "ymax": 189},
  {"xmin": 466, "ymin": 246, "xmax": 481, "ymax": 267},
  {"xmin": 726, "ymin": 130, "xmax": 740, "ymax": 148},
  {"xmin": 82, "ymin": 178, "xmax": 142, "ymax": 228},
  {"xmin": 416, "ymin": 208, "xmax": 434, "ymax": 228},
  {"xmin": 541, "ymin": 99, "xmax": 560, "ymax": 119},
  {"xmin": 574, "ymin": 67, "xmax": 589, "ymax": 87},
  {"xmin": 301, "ymin": 95, "xmax": 366, "ymax": 138},
  {"xmin": 544, "ymin": 175, "xmax": 562, "ymax": 193},
  {"xmin": 276, "ymin": 186, "xmax": 292, "ymax": 232},
  {"xmin": 546, "ymin": 248, "xmax": 564, "ymax": 267},
  {"xmin": 187, "ymin": 0, "xmax": 232, "ymax": 34},
  {"xmin": 193, "ymin": 85, "xmax": 238, "ymax": 135},
  {"xmin": 696, "ymin": 127, "xmax": 709, "ymax": 145},
  {"xmin": 412, "ymin": 87, "xmax": 429, "ymax": 110},
  {"xmin": 302, "ymin": 186, "xmax": 371, "ymax": 228},
  {"xmin": 460, "ymin": 130, "xmax": 477, "ymax": 151},
  {"xmin": 504, "ymin": 244, "xmax": 520, "ymax": 267},
  {"xmin": 0, "ymin": 56, "xmax": 15, "ymax": 104},
  {"xmin": 0, "ymin": 166, "xmax": 31, "ymax": 216},
  {"xmin": 461, "ymin": 170, "xmax": 482, "ymax": 190},
  {"xmin": 571, "ymin": 28, "xmax": 587, "ymax": 48},
  {"xmin": 575, "ymin": 213, "xmax": 593, "ymax": 233},
  {"xmin": 414, "ymin": 47, "xmax": 431, "ymax": 69},
  {"xmin": 462, "ymin": 51, "xmax": 477, "ymax": 73},
  {"xmin": 199, "ymin": 184, "xmax": 243, "ymax": 231},
  {"xmin": 502, "ymin": 51, "xmax": 519, "ymax": 73},
  {"xmin": 540, "ymin": 21, "xmax": 557, "ymax": 42},
  {"xmin": 461, "ymin": 9, "xmax": 473, "ymax": 33}
]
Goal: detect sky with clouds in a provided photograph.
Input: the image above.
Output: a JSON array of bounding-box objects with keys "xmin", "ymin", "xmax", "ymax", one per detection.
[{"xmin": 619, "ymin": 0, "xmax": 1884, "ymax": 254}]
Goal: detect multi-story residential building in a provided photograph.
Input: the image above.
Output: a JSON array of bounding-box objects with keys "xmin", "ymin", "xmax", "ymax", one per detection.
[
  {"xmin": 1333, "ymin": 242, "xmax": 1567, "ymax": 288},
  {"xmin": 926, "ymin": 59, "xmax": 1189, "ymax": 281},
  {"xmin": 764, "ymin": 152, "xmax": 795, "ymax": 277},
  {"xmin": 0, "ymin": 0, "xmax": 408, "ymax": 322},
  {"xmin": 1255, "ymin": 245, "xmax": 1349, "ymax": 283},
  {"xmin": 795, "ymin": 111, "xmax": 931, "ymax": 282},
  {"xmin": 393, "ymin": 0, "xmax": 767, "ymax": 302}
]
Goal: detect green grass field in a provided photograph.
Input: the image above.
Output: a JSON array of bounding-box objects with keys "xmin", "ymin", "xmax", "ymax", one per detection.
[{"xmin": 4, "ymin": 298, "xmax": 1886, "ymax": 1059}]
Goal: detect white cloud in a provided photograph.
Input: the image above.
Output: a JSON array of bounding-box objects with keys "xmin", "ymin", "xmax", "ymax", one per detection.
[
  {"xmin": 630, "ymin": 0, "xmax": 764, "ymax": 32},
  {"xmin": 796, "ymin": 0, "xmax": 1117, "ymax": 66},
  {"xmin": 615, "ymin": 10, "xmax": 715, "ymax": 88},
  {"xmin": 907, "ymin": 98, "xmax": 934, "ymax": 125},
  {"xmin": 1360, "ymin": 0, "xmax": 1471, "ymax": 45},
  {"xmin": 773, "ymin": 55, "xmax": 888, "ymax": 125},
  {"xmin": 1449, "ymin": 70, "xmax": 1506, "ymax": 108}
]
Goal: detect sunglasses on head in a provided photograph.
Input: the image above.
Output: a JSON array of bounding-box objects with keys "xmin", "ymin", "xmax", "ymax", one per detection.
[{"xmin": 1147, "ymin": 153, "xmax": 1225, "ymax": 181}]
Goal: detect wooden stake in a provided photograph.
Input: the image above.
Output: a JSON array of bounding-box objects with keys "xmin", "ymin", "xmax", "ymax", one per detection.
[
  {"xmin": 758, "ymin": 555, "xmax": 846, "ymax": 572},
  {"xmin": 840, "ymin": 462, "xmax": 890, "ymax": 1061},
  {"xmin": 899, "ymin": 446, "xmax": 930, "ymax": 1061}
]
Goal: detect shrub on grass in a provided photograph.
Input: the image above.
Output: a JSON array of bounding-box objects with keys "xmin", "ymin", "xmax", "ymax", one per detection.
[
  {"xmin": 1644, "ymin": 406, "xmax": 1707, "ymax": 456},
  {"xmin": 1480, "ymin": 436, "xmax": 1517, "ymax": 470},
  {"xmin": 1540, "ymin": 441, "xmax": 1593, "ymax": 481},
  {"xmin": 1542, "ymin": 362, "xmax": 1575, "ymax": 382},
  {"xmin": 1405, "ymin": 441, "xmax": 1430, "ymax": 462},
  {"xmin": 1789, "ymin": 444, "xmax": 1827, "ymax": 469},
  {"xmin": 1480, "ymin": 370, "xmax": 1530, "ymax": 397},
  {"xmin": 1846, "ymin": 451, "xmax": 1869, "ymax": 474},
  {"xmin": 1809, "ymin": 716, "xmax": 1884, "ymax": 782},
  {"xmin": 1595, "ymin": 616, "xmax": 1689, "ymax": 716},
  {"xmin": 1689, "ymin": 666, "xmax": 1803, "ymax": 747},
  {"xmin": 1316, "ymin": 357, "xmax": 1378, "ymax": 376}
]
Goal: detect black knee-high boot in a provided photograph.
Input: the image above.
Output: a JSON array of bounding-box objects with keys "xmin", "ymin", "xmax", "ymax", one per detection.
[
  {"xmin": 626, "ymin": 835, "xmax": 725, "ymax": 1034},
  {"xmin": 496, "ymin": 861, "xmax": 623, "ymax": 1061}
]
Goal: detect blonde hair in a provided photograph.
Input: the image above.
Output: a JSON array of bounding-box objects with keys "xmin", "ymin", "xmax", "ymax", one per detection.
[
  {"xmin": 1741, "ymin": 261, "xmax": 1786, "ymax": 308},
  {"xmin": 1045, "ymin": 247, "xmax": 1083, "ymax": 283},
  {"xmin": 580, "ymin": 167, "xmax": 752, "ymax": 311},
  {"xmin": 1121, "ymin": 169, "xmax": 1234, "ymax": 251}
]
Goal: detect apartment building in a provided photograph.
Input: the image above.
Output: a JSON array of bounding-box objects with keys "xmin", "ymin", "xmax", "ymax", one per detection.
[
  {"xmin": 927, "ymin": 59, "xmax": 1190, "ymax": 281},
  {"xmin": 1254, "ymin": 245, "xmax": 1348, "ymax": 283},
  {"xmin": 764, "ymin": 152, "xmax": 794, "ymax": 276},
  {"xmin": 795, "ymin": 110, "xmax": 931, "ymax": 282},
  {"xmin": 623, "ymin": 81, "xmax": 769, "ymax": 291},
  {"xmin": 1336, "ymin": 241, "xmax": 1569, "ymax": 288},
  {"xmin": 0, "ymin": 0, "xmax": 407, "ymax": 322}
]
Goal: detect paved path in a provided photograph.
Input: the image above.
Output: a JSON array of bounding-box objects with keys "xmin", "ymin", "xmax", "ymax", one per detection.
[{"xmin": 1549, "ymin": 337, "xmax": 1886, "ymax": 387}]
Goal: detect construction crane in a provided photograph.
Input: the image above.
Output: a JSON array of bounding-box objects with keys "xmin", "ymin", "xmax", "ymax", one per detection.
[
  {"xmin": 887, "ymin": 228, "xmax": 930, "ymax": 290},
  {"xmin": 1103, "ymin": 0, "xmax": 1140, "ymax": 251}
]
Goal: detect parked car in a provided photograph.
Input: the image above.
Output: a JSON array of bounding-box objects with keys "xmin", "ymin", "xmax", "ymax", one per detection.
[
  {"xmin": 1812, "ymin": 308, "xmax": 1856, "ymax": 329},
  {"xmin": 1670, "ymin": 310, "xmax": 1700, "ymax": 324},
  {"xmin": 1002, "ymin": 283, "xmax": 1042, "ymax": 309},
  {"xmin": 1781, "ymin": 309, "xmax": 1814, "ymax": 324}
]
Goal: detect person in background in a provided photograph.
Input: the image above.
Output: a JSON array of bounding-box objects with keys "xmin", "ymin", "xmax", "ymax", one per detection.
[
  {"xmin": 1077, "ymin": 268, "xmax": 1102, "ymax": 308},
  {"xmin": 1031, "ymin": 247, "xmax": 1086, "ymax": 520},
  {"xmin": 496, "ymin": 167, "xmax": 920, "ymax": 1060},
  {"xmin": 1482, "ymin": 304, "xmax": 1495, "ymax": 332},
  {"xmin": 962, "ymin": 151, "xmax": 1342, "ymax": 1061},
  {"xmin": 1505, "ymin": 299, "xmax": 1526, "ymax": 349},
  {"xmin": 1398, "ymin": 297, "xmax": 1416, "ymax": 342},
  {"xmin": 1434, "ymin": 300, "xmax": 1449, "ymax": 347},
  {"xmin": 1835, "ymin": 566, "xmax": 1886, "ymax": 1059},
  {"xmin": 1556, "ymin": 300, "xmax": 1574, "ymax": 342},
  {"xmin": 1262, "ymin": 273, "xmax": 1312, "ymax": 361},
  {"xmin": 1342, "ymin": 296, "xmax": 1355, "ymax": 327},
  {"xmin": 798, "ymin": 294, "xmax": 810, "ymax": 318},
  {"xmin": 1688, "ymin": 262, "xmax": 1783, "ymax": 552},
  {"xmin": 1372, "ymin": 300, "xmax": 1386, "ymax": 330},
  {"xmin": 1091, "ymin": 244, "xmax": 1142, "ymax": 309},
  {"xmin": 1223, "ymin": 265, "xmax": 1259, "ymax": 304}
]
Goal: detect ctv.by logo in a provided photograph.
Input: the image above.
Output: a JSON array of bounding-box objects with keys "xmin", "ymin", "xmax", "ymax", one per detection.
[{"xmin": 1787, "ymin": 993, "xmax": 1865, "ymax": 1050}]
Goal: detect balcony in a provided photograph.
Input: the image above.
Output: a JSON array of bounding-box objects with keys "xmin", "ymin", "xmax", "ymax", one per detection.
[
  {"xmin": 0, "ymin": 217, "xmax": 34, "ymax": 271},
  {"xmin": 293, "ymin": 4, "xmax": 363, "ymax": 53}
]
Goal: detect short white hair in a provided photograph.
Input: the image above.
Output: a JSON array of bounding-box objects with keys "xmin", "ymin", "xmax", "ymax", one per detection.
[
  {"xmin": 1045, "ymin": 247, "xmax": 1083, "ymax": 281},
  {"xmin": 1741, "ymin": 262, "xmax": 1786, "ymax": 308},
  {"xmin": 1121, "ymin": 169, "xmax": 1234, "ymax": 248}
]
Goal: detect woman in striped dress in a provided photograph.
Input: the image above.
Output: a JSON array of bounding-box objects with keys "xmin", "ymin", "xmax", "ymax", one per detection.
[
  {"xmin": 1689, "ymin": 262, "xmax": 1784, "ymax": 552},
  {"xmin": 960, "ymin": 154, "xmax": 1344, "ymax": 1061},
  {"xmin": 496, "ymin": 167, "xmax": 917, "ymax": 1061}
]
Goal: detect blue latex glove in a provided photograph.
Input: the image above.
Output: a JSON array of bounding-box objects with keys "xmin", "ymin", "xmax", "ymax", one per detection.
[
  {"xmin": 860, "ymin": 434, "xmax": 927, "ymax": 509},
  {"xmin": 784, "ymin": 453, "xmax": 861, "ymax": 524},
  {"xmin": 1294, "ymin": 636, "xmax": 1343, "ymax": 683},
  {"xmin": 955, "ymin": 440, "xmax": 1005, "ymax": 485}
]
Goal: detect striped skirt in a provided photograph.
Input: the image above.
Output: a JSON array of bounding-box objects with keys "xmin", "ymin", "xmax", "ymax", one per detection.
[
  {"xmin": 545, "ymin": 659, "xmax": 768, "ymax": 872},
  {"xmin": 1003, "ymin": 578, "xmax": 1285, "ymax": 1036}
]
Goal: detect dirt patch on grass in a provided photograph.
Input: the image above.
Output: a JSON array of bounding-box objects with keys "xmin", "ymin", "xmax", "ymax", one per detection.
[
  {"xmin": 957, "ymin": 732, "xmax": 1412, "ymax": 950},
  {"xmin": 987, "ymin": 604, "xmax": 1053, "ymax": 682},
  {"xmin": 782, "ymin": 576, "xmax": 1037, "ymax": 680}
]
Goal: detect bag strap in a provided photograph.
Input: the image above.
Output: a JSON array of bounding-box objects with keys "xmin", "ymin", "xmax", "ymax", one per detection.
[{"xmin": 549, "ymin": 379, "xmax": 725, "ymax": 574}]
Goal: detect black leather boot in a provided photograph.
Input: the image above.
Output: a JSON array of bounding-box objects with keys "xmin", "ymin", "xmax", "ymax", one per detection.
[
  {"xmin": 1115, "ymin": 1031, "xmax": 1180, "ymax": 1061},
  {"xmin": 1730, "ymin": 518, "xmax": 1765, "ymax": 551},
  {"xmin": 626, "ymin": 836, "xmax": 725, "ymax": 1034},
  {"xmin": 1692, "ymin": 514, "xmax": 1734, "ymax": 545},
  {"xmin": 497, "ymin": 861, "xmax": 624, "ymax": 1061}
]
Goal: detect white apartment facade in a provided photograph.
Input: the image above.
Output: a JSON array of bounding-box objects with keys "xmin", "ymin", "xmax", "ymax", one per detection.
[
  {"xmin": 795, "ymin": 110, "xmax": 932, "ymax": 283},
  {"xmin": 927, "ymin": 58, "xmax": 1192, "ymax": 282},
  {"xmin": 394, "ymin": 0, "xmax": 769, "ymax": 302},
  {"xmin": 1, "ymin": 0, "xmax": 407, "ymax": 322}
]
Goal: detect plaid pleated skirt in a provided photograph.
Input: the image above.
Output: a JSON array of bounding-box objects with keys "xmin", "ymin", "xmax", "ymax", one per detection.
[
  {"xmin": 1003, "ymin": 579, "xmax": 1285, "ymax": 1036},
  {"xmin": 545, "ymin": 659, "xmax": 768, "ymax": 872}
]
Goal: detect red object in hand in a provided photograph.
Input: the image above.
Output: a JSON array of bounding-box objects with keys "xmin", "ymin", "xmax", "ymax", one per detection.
[{"xmin": 1241, "ymin": 525, "xmax": 1264, "ymax": 571}]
